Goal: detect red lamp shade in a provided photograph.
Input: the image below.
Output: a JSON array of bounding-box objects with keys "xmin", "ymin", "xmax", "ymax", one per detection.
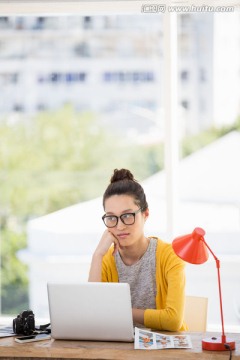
[{"xmin": 172, "ymin": 227, "xmax": 209, "ymax": 264}]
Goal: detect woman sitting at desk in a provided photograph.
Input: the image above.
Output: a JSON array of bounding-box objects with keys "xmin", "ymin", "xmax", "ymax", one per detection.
[{"xmin": 88, "ymin": 168, "xmax": 187, "ymax": 331}]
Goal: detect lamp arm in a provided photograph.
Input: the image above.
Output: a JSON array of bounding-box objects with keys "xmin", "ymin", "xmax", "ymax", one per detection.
[
  {"xmin": 201, "ymin": 238, "xmax": 226, "ymax": 342},
  {"xmin": 202, "ymin": 239, "xmax": 218, "ymax": 262}
]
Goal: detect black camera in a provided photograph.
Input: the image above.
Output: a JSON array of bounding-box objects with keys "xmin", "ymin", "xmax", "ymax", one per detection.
[{"xmin": 13, "ymin": 310, "xmax": 35, "ymax": 335}]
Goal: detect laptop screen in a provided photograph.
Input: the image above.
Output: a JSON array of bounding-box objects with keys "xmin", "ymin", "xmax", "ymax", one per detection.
[{"xmin": 47, "ymin": 282, "xmax": 134, "ymax": 342}]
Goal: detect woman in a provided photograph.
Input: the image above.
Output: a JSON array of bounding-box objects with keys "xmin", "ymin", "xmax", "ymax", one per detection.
[{"xmin": 88, "ymin": 168, "xmax": 187, "ymax": 331}]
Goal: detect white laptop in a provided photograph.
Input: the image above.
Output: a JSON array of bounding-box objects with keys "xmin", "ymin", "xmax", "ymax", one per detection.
[{"xmin": 47, "ymin": 282, "xmax": 134, "ymax": 342}]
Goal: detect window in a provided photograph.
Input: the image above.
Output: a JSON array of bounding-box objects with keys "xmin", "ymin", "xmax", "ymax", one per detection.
[
  {"xmin": 181, "ymin": 100, "xmax": 189, "ymax": 109},
  {"xmin": 0, "ymin": 6, "xmax": 239, "ymax": 332},
  {"xmin": 180, "ymin": 70, "xmax": 189, "ymax": 81},
  {"xmin": 199, "ymin": 68, "xmax": 206, "ymax": 82}
]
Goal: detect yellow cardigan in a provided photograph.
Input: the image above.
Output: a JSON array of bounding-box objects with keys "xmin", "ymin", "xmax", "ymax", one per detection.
[{"xmin": 101, "ymin": 237, "xmax": 188, "ymax": 331}]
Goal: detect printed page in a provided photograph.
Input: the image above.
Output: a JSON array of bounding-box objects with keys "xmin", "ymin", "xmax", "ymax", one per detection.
[{"xmin": 134, "ymin": 327, "xmax": 192, "ymax": 350}]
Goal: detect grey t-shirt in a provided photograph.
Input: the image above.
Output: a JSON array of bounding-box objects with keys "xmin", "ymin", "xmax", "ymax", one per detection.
[{"xmin": 115, "ymin": 237, "xmax": 157, "ymax": 309}]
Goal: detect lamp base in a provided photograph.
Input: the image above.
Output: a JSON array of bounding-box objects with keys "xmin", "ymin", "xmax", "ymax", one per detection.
[{"xmin": 202, "ymin": 337, "xmax": 235, "ymax": 351}]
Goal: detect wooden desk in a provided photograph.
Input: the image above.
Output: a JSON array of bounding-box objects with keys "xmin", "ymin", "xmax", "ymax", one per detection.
[{"xmin": 0, "ymin": 332, "xmax": 239, "ymax": 360}]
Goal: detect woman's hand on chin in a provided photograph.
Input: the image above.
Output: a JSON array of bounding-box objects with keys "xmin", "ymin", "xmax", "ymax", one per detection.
[{"xmin": 95, "ymin": 229, "xmax": 120, "ymax": 257}]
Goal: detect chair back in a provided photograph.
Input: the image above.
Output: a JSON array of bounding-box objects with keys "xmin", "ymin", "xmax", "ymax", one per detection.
[{"xmin": 184, "ymin": 295, "xmax": 208, "ymax": 331}]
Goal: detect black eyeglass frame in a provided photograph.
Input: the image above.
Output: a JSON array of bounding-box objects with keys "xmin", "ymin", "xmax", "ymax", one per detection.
[{"xmin": 102, "ymin": 208, "xmax": 143, "ymax": 228}]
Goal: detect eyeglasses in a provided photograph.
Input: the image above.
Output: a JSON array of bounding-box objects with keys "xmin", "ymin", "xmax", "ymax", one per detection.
[{"xmin": 102, "ymin": 208, "xmax": 142, "ymax": 228}]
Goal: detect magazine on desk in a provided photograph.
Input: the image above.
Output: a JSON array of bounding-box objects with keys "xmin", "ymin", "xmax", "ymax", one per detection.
[{"xmin": 134, "ymin": 327, "xmax": 192, "ymax": 350}]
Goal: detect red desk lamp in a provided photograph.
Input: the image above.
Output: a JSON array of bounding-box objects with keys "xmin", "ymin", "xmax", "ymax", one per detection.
[{"xmin": 172, "ymin": 227, "xmax": 235, "ymax": 351}]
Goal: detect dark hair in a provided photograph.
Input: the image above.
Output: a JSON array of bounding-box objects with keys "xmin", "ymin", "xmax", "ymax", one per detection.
[{"xmin": 103, "ymin": 169, "xmax": 148, "ymax": 211}]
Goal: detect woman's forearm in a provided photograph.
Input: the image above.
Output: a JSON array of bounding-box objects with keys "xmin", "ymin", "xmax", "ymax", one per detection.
[{"xmin": 88, "ymin": 252, "xmax": 103, "ymax": 282}]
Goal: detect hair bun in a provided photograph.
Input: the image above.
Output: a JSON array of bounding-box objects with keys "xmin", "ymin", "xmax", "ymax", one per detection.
[{"xmin": 110, "ymin": 168, "xmax": 135, "ymax": 183}]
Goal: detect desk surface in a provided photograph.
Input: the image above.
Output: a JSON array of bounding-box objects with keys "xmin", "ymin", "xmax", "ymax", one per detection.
[{"xmin": 0, "ymin": 332, "xmax": 239, "ymax": 360}]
